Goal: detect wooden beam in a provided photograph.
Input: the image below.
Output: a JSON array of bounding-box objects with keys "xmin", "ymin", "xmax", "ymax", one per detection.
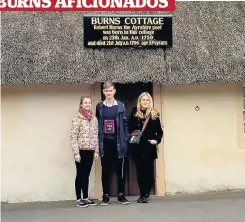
[
  {"xmin": 91, "ymin": 83, "xmax": 103, "ymax": 199},
  {"xmin": 153, "ymin": 84, "xmax": 166, "ymax": 196}
]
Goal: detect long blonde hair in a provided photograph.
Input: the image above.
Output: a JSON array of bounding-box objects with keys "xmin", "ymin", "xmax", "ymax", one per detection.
[{"xmin": 135, "ymin": 92, "xmax": 160, "ymax": 120}]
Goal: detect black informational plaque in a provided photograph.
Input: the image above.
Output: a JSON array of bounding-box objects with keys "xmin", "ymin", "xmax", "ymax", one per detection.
[{"xmin": 84, "ymin": 15, "xmax": 172, "ymax": 48}]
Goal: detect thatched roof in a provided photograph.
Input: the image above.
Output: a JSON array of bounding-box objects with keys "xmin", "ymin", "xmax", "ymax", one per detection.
[{"xmin": 1, "ymin": 2, "xmax": 245, "ymax": 85}]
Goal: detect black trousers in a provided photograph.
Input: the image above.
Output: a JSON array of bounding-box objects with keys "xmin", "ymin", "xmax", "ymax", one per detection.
[
  {"xmin": 135, "ymin": 155, "xmax": 155, "ymax": 197},
  {"xmin": 75, "ymin": 150, "xmax": 94, "ymax": 200},
  {"xmin": 101, "ymin": 138, "xmax": 125, "ymax": 196}
]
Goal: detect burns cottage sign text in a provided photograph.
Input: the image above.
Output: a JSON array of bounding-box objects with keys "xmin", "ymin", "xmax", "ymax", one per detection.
[{"xmin": 84, "ymin": 15, "xmax": 172, "ymax": 48}]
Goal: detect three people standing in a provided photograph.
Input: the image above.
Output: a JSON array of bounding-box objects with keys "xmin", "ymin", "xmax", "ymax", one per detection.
[{"xmin": 70, "ymin": 82, "xmax": 163, "ymax": 207}]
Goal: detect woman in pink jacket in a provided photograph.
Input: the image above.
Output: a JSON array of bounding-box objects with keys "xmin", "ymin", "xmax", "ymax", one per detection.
[{"xmin": 70, "ymin": 96, "xmax": 99, "ymax": 208}]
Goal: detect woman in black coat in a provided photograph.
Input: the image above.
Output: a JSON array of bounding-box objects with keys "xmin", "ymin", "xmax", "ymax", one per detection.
[{"xmin": 129, "ymin": 92, "xmax": 163, "ymax": 203}]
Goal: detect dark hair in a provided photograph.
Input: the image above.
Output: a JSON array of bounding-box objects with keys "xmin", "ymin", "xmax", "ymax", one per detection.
[
  {"xmin": 103, "ymin": 81, "xmax": 115, "ymax": 89},
  {"xmin": 79, "ymin": 96, "xmax": 92, "ymax": 111}
]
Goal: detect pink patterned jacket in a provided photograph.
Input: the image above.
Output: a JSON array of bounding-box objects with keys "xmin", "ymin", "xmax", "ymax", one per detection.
[{"xmin": 70, "ymin": 112, "xmax": 99, "ymax": 156}]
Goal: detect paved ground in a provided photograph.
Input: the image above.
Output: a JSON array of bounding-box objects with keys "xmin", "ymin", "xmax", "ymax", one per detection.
[{"xmin": 2, "ymin": 191, "xmax": 245, "ymax": 222}]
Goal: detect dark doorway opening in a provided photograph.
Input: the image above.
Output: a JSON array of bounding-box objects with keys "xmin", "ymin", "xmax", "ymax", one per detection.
[{"xmin": 100, "ymin": 82, "xmax": 154, "ymax": 196}]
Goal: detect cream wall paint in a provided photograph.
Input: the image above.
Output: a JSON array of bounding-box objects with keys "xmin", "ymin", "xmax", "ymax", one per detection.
[
  {"xmin": 1, "ymin": 84, "xmax": 96, "ymax": 203},
  {"xmin": 2, "ymin": 83, "xmax": 245, "ymax": 202},
  {"xmin": 163, "ymin": 83, "xmax": 245, "ymax": 194}
]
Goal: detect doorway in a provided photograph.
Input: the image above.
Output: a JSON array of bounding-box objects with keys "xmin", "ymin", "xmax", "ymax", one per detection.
[{"xmin": 100, "ymin": 82, "xmax": 154, "ymax": 196}]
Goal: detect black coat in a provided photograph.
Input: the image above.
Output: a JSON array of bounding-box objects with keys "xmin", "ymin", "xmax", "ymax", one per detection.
[{"xmin": 129, "ymin": 108, "xmax": 163, "ymax": 159}]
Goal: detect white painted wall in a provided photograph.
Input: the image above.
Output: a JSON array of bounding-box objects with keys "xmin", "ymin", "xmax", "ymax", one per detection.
[
  {"xmin": 163, "ymin": 83, "xmax": 245, "ymax": 194},
  {"xmin": 1, "ymin": 84, "xmax": 96, "ymax": 203},
  {"xmin": 2, "ymin": 83, "xmax": 245, "ymax": 202}
]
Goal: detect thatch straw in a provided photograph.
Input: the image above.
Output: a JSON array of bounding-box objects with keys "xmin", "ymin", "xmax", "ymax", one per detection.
[{"xmin": 1, "ymin": 2, "xmax": 245, "ymax": 85}]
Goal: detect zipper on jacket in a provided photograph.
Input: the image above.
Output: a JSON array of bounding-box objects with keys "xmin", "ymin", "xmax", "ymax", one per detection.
[{"xmin": 99, "ymin": 103, "xmax": 104, "ymax": 156}]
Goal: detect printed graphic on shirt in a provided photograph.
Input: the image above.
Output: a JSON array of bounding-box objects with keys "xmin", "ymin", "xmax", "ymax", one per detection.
[{"xmin": 104, "ymin": 120, "xmax": 115, "ymax": 134}]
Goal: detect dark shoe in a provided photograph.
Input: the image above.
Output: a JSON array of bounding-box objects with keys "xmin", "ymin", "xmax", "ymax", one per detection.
[
  {"xmin": 84, "ymin": 198, "xmax": 97, "ymax": 206},
  {"xmin": 101, "ymin": 194, "xmax": 110, "ymax": 206},
  {"xmin": 117, "ymin": 194, "xmax": 130, "ymax": 205},
  {"xmin": 137, "ymin": 196, "xmax": 144, "ymax": 203},
  {"xmin": 143, "ymin": 195, "xmax": 150, "ymax": 203},
  {"xmin": 76, "ymin": 199, "xmax": 89, "ymax": 208}
]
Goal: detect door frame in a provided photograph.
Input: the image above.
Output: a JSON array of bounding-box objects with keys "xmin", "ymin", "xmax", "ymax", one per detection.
[
  {"xmin": 91, "ymin": 83, "xmax": 166, "ymax": 198},
  {"xmin": 153, "ymin": 84, "xmax": 166, "ymax": 196}
]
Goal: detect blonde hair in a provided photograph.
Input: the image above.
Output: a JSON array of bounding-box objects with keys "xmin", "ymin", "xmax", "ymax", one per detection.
[{"xmin": 135, "ymin": 92, "xmax": 160, "ymax": 120}]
